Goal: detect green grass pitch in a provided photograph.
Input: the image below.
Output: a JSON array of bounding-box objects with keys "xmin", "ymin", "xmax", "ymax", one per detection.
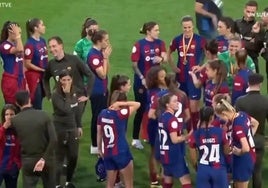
[{"xmin": 1, "ymin": 0, "xmax": 268, "ymax": 187}]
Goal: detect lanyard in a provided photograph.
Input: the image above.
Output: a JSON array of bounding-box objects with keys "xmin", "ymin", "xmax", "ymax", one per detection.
[{"xmin": 182, "ymin": 33, "xmax": 193, "ymax": 64}]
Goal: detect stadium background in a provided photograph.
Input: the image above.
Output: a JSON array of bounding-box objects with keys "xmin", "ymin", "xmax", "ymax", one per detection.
[{"xmin": 1, "ymin": 0, "xmax": 267, "ymax": 187}]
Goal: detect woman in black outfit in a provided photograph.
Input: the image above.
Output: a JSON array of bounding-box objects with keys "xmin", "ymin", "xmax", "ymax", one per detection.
[{"xmin": 51, "ymin": 70, "xmax": 79, "ymax": 188}]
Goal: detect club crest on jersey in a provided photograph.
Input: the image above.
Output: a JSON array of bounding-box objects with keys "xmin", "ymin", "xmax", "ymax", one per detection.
[
  {"xmin": 3, "ymin": 43, "xmax": 11, "ymax": 50},
  {"xmin": 25, "ymin": 48, "xmax": 31, "ymax": 56},
  {"xmin": 67, "ymin": 66, "xmax": 72, "ymax": 71},
  {"xmin": 145, "ymin": 56, "xmax": 150, "ymax": 61},
  {"xmin": 155, "ymin": 48, "xmax": 160, "ymax": 53},
  {"xmin": 179, "ymin": 52, "xmax": 184, "ymax": 57}
]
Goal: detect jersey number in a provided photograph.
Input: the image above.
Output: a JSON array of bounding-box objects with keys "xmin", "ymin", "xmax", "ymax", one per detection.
[
  {"xmin": 199, "ymin": 144, "xmax": 220, "ymax": 165},
  {"xmin": 158, "ymin": 129, "xmax": 169, "ymax": 150},
  {"xmin": 103, "ymin": 125, "xmax": 115, "ymax": 145},
  {"xmin": 174, "ymin": 102, "xmax": 183, "ymax": 123}
]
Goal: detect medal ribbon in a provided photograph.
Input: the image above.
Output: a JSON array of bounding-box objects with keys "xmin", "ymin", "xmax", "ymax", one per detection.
[{"xmin": 182, "ymin": 33, "xmax": 193, "ymax": 64}]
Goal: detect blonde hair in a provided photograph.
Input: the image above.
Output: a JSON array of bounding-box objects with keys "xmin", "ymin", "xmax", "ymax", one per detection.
[{"xmin": 214, "ymin": 99, "xmax": 235, "ymax": 115}]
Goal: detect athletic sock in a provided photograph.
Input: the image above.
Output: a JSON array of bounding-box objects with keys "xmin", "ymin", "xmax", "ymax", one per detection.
[{"xmin": 182, "ymin": 183, "xmax": 192, "ymax": 188}]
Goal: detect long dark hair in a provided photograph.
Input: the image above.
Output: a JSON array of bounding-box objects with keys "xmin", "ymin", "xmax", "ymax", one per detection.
[
  {"xmin": 207, "ymin": 59, "xmax": 227, "ymax": 94},
  {"xmin": 199, "ymin": 106, "xmax": 214, "ymax": 129},
  {"xmin": 0, "ymin": 21, "xmax": 19, "ymax": 44},
  {"xmin": 81, "ymin": 17, "xmax": 98, "ymax": 38},
  {"xmin": 110, "ymin": 90, "xmax": 127, "ymax": 105},
  {"xmin": 26, "ymin": 18, "xmax": 41, "ymax": 39},
  {"xmin": 1, "ymin": 104, "xmax": 18, "ymax": 123},
  {"xmin": 146, "ymin": 66, "xmax": 166, "ymax": 90}
]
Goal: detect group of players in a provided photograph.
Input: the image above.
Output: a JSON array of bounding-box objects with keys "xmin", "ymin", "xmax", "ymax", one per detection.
[{"xmin": 0, "ymin": 0, "xmax": 268, "ymax": 188}]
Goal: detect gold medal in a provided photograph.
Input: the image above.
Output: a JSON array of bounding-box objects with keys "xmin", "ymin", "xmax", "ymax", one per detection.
[{"xmin": 182, "ymin": 33, "xmax": 193, "ymax": 65}]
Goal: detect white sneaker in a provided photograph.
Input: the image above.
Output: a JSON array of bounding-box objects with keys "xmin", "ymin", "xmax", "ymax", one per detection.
[
  {"xmin": 131, "ymin": 139, "xmax": 144, "ymax": 149},
  {"xmin": 114, "ymin": 181, "xmax": 125, "ymax": 188},
  {"xmin": 90, "ymin": 145, "xmax": 99, "ymax": 154}
]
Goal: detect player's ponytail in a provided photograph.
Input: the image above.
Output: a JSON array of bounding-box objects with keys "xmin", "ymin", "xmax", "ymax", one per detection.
[
  {"xmin": 26, "ymin": 18, "xmax": 41, "ymax": 39},
  {"xmin": 199, "ymin": 106, "xmax": 214, "ymax": 129},
  {"xmin": 139, "ymin": 21, "xmax": 157, "ymax": 35},
  {"xmin": 214, "ymin": 98, "xmax": 235, "ymax": 115},
  {"xmin": 110, "ymin": 90, "xmax": 127, "ymax": 105}
]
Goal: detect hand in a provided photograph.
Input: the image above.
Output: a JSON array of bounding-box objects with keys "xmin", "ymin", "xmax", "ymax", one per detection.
[
  {"xmin": 98, "ymin": 150, "xmax": 104, "ymax": 159},
  {"xmin": 102, "ymin": 45, "xmax": 112, "ymax": 59},
  {"xmin": 62, "ymin": 82, "xmax": 71, "ymax": 93},
  {"xmin": 78, "ymin": 96, "xmax": 88, "ymax": 102},
  {"xmin": 188, "ymin": 71, "xmax": 195, "ymax": 77},
  {"xmin": 153, "ymin": 56, "xmax": 163, "ymax": 64},
  {"xmin": 77, "ymin": 127, "xmax": 83, "ymax": 138},
  {"xmin": 141, "ymin": 78, "xmax": 147, "ymax": 88},
  {"xmin": 232, "ymin": 146, "xmax": 242, "ymax": 156},
  {"xmin": 8, "ymin": 24, "xmax": 21, "ymax": 39},
  {"xmin": 3, "ymin": 120, "xmax": 11, "ymax": 129},
  {"xmin": 192, "ymin": 65, "xmax": 202, "ymax": 73},
  {"xmin": 33, "ymin": 158, "xmax": 45, "ymax": 172}
]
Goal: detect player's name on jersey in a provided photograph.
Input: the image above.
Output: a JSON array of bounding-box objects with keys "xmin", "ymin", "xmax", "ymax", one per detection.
[
  {"xmin": 101, "ymin": 118, "xmax": 114, "ymax": 124},
  {"xmin": 202, "ymin": 138, "xmax": 216, "ymax": 144}
]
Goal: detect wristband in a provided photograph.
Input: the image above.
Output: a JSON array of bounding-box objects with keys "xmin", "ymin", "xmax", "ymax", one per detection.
[
  {"xmin": 40, "ymin": 158, "xmax": 45, "ymax": 162},
  {"xmin": 139, "ymin": 75, "xmax": 144, "ymax": 80}
]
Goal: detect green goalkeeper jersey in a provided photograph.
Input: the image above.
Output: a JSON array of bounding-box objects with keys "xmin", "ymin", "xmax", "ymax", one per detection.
[{"xmin": 218, "ymin": 51, "xmax": 256, "ymax": 89}]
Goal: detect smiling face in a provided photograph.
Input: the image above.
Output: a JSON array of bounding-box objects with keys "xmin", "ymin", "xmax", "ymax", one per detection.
[
  {"xmin": 182, "ymin": 20, "xmax": 194, "ymax": 37},
  {"xmin": 48, "ymin": 39, "xmax": 64, "ymax": 58},
  {"xmin": 228, "ymin": 40, "xmax": 241, "ymax": 56}
]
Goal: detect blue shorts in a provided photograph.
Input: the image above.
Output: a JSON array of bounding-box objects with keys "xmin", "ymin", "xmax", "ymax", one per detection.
[
  {"xmin": 179, "ymin": 81, "xmax": 201, "ymax": 100},
  {"xmin": 163, "ymin": 157, "xmax": 189, "ymax": 179},
  {"xmin": 147, "ymin": 119, "xmax": 158, "ymax": 146},
  {"xmin": 233, "ymin": 154, "xmax": 254, "ymax": 181},
  {"xmin": 196, "ymin": 165, "xmax": 228, "ymax": 188},
  {"xmin": 104, "ymin": 150, "xmax": 133, "ymax": 171}
]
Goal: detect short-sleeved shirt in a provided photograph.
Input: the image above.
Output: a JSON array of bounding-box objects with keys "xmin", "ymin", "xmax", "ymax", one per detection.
[{"xmin": 98, "ymin": 107, "xmax": 130, "ymax": 157}]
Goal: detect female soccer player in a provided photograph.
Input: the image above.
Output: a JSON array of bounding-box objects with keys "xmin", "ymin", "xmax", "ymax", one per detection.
[
  {"xmin": 74, "ymin": 17, "xmax": 99, "ymax": 63},
  {"xmin": 214, "ymin": 99, "xmax": 259, "ymax": 188},
  {"xmin": 168, "ymin": 15, "xmax": 206, "ymax": 130},
  {"xmin": 144, "ymin": 66, "xmax": 167, "ymax": 187},
  {"xmin": 231, "ymin": 49, "xmax": 252, "ymax": 104},
  {"xmin": 51, "ymin": 70, "xmax": 80, "ymax": 188},
  {"xmin": 157, "ymin": 93, "xmax": 192, "ymax": 188},
  {"xmin": 24, "ymin": 18, "xmax": 48, "ymax": 109},
  {"xmin": 188, "ymin": 106, "xmax": 230, "ymax": 188},
  {"xmin": 97, "ymin": 91, "xmax": 140, "ymax": 188},
  {"xmin": 0, "ymin": 21, "xmax": 25, "ymax": 104},
  {"xmin": 109, "ymin": 74, "xmax": 131, "ymax": 188},
  {"xmin": 216, "ymin": 17, "xmax": 235, "ymax": 52},
  {"xmin": 190, "ymin": 59, "xmax": 229, "ymax": 107},
  {"xmin": 0, "ymin": 104, "xmax": 20, "ymax": 188},
  {"xmin": 87, "ymin": 30, "xmax": 111, "ymax": 154},
  {"xmin": 131, "ymin": 21, "xmax": 167, "ymax": 149}
]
